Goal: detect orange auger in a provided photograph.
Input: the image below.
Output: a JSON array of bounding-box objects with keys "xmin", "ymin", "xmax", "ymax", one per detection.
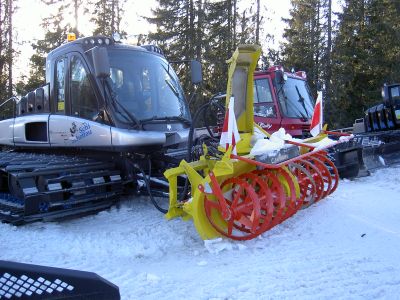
[{"xmin": 198, "ymin": 149, "xmax": 339, "ymax": 241}]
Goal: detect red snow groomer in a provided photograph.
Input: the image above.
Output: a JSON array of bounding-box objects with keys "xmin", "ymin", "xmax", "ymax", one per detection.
[
  {"xmin": 164, "ymin": 45, "xmax": 341, "ymax": 241},
  {"xmin": 253, "ymin": 65, "xmax": 362, "ymax": 179},
  {"xmin": 253, "ymin": 66, "xmax": 314, "ymax": 138}
]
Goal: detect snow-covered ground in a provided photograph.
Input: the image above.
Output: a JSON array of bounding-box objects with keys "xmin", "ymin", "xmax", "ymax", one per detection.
[{"xmin": 1, "ymin": 166, "xmax": 400, "ymax": 299}]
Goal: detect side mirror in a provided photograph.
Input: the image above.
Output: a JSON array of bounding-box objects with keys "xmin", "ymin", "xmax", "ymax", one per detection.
[
  {"xmin": 92, "ymin": 46, "xmax": 110, "ymax": 78},
  {"xmin": 190, "ymin": 60, "xmax": 202, "ymax": 85}
]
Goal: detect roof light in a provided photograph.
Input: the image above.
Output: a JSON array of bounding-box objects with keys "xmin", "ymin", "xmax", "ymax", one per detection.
[
  {"xmin": 67, "ymin": 33, "xmax": 76, "ymax": 42},
  {"xmin": 141, "ymin": 44, "xmax": 165, "ymax": 56},
  {"xmin": 112, "ymin": 32, "xmax": 121, "ymax": 43},
  {"xmin": 81, "ymin": 36, "xmax": 115, "ymax": 48}
]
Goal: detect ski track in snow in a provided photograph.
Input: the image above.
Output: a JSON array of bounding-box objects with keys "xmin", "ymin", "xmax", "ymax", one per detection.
[{"xmin": 1, "ymin": 167, "xmax": 400, "ymax": 299}]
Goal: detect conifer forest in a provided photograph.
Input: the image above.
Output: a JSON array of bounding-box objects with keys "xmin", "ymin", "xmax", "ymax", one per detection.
[{"xmin": 1, "ymin": 0, "xmax": 400, "ymax": 128}]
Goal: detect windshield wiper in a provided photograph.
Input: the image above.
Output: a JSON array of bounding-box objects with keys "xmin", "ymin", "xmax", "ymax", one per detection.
[
  {"xmin": 105, "ymin": 78, "xmax": 142, "ymax": 129},
  {"xmin": 277, "ymin": 80, "xmax": 310, "ymax": 121},
  {"xmin": 161, "ymin": 64, "xmax": 182, "ymax": 99},
  {"xmin": 282, "ymin": 93, "xmax": 308, "ymax": 121},
  {"xmin": 295, "ymin": 85, "xmax": 310, "ymax": 118},
  {"xmin": 140, "ymin": 115, "xmax": 191, "ymax": 126},
  {"xmin": 165, "ymin": 79, "xmax": 179, "ymax": 97}
]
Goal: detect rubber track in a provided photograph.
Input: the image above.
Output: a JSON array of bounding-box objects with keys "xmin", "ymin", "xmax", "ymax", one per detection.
[{"xmin": 0, "ymin": 151, "xmax": 124, "ymax": 224}]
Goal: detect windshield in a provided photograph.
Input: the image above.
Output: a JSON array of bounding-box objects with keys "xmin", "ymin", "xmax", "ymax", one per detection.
[
  {"xmin": 107, "ymin": 49, "xmax": 190, "ymax": 123},
  {"xmin": 276, "ymin": 77, "xmax": 315, "ymax": 119}
]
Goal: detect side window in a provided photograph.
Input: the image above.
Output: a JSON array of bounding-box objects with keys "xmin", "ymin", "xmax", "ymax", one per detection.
[
  {"xmin": 253, "ymin": 79, "xmax": 273, "ymax": 103},
  {"xmin": 70, "ymin": 55, "xmax": 99, "ymax": 120},
  {"xmin": 55, "ymin": 57, "xmax": 66, "ymax": 113},
  {"xmin": 253, "ymin": 78, "xmax": 277, "ymax": 118}
]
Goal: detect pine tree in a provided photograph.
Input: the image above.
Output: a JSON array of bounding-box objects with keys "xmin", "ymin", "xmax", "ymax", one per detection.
[
  {"xmin": 330, "ymin": 0, "xmax": 400, "ymax": 127},
  {"xmin": 0, "ymin": 0, "xmax": 16, "ymax": 101},
  {"xmin": 16, "ymin": 0, "xmax": 84, "ymax": 95},
  {"xmin": 147, "ymin": 0, "xmax": 199, "ymax": 62},
  {"xmin": 203, "ymin": 0, "xmax": 237, "ymax": 94},
  {"xmin": 281, "ymin": 0, "xmax": 327, "ymax": 94},
  {"xmin": 41, "ymin": 0, "xmax": 83, "ymax": 35},
  {"xmin": 91, "ymin": 0, "xmax": 127, "ymax": 37},
  {"xmin": 146, "ymin": 0, "xmax": 266, "ymax": 112},
  {"xmin": 146, "ymin": 0, "xmax": 204, "ymax": 110}
]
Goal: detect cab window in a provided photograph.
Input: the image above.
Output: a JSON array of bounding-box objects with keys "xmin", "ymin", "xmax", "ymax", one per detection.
[
  {"xmin": 253, "ymin": 78, "xmax": 277, "ymax": 118},
  {"xmin": 254, "ymin": 78, "xmax": 273, "ymax": 103},
  {"xmin": 55, "ymin": 57, "xmax": 67, "ymax": 113},
  {"xmin": 70, "ymin": 55, "xmax": 99, "ymax": 120}
]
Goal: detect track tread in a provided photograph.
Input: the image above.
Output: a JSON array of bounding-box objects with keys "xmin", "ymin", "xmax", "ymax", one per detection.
[{"xmin": 0, "ymin": 151, "xmax": 124, "ymax": 224}]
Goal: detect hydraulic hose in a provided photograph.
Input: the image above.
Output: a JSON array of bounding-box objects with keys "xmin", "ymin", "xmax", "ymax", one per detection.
[
  {"xmin": 187, "ymin": 93, "xmax": 226, "ymax": 162},
  {"xmin": 179, "ymin": 93, "xmax": 226, "ymax": 201},
  {"xmin": 130, "ymin": 160, "xmax": 168, "ymax": 214}
]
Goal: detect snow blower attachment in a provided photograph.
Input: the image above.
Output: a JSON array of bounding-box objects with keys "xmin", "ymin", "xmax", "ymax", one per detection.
[{"xmin": 164, "ymin": 45, "xmax": 339, "ymax": 241}]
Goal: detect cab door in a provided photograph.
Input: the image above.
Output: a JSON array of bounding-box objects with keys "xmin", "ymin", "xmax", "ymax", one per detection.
[
  {"xmin": 49, "ymin": 53, "xmax": 112, "ymax": 148},
  {"xmin": 253, "ymin": 76, "xmax": 281, "ymax": 133}
]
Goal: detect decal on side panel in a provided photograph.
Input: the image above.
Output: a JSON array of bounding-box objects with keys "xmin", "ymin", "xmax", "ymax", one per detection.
[
  {"xmin": 69, "ymin": 122, "xmax": 93, "ymax": 143},
  {"xmin": 257, "ymin": 122, "xmax": 272, "ymax": 130}
]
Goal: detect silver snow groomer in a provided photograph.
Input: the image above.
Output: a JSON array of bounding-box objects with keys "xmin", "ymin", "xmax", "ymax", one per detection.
[{"xmin": 0, "ymin": 34, "xmax": 201, "ymax": 223}]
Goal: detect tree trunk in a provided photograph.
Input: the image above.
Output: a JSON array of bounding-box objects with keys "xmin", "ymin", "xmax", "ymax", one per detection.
[
  {"xmin": 195, "ymin": 0, "xmax": 203, "ymax": 61},
  {"xmin": 189, "ymin": 0, "xmax": 194, "ymax": 58},
  {"xmin": 255, "ymin": 0, "xmax": 260, "ymax": 44},
  {"xmin": 7, "ymin": 0, "xmax": 12, "ymax": 97},
  {"xmin": 227, "ymin": 0, "xmax": 232, "ymax": 54},
  {"xmin": 0, "ymin": 0, "xmax": 3, "ymax": 81},
  {"xmin": 233, "ymin": 0, "xmax": 237, "ymax": 49},
  {"xmin": 116, "ymin": 0, "xmax": 120, "ymax": 33},
  {"xmin": 325, "ymin": 0, "xmax": 332, "ymax": 116},
  {"xmin": 74, "ymin": 0, "xmax": 78, "ymax": 35},
  {"xmin": 314, "ymin": 0, "xmax": 320, "ymax": 85},
  {"xmin": 111, "ymin": 0, "xmax": 115, "ymax": 34}
]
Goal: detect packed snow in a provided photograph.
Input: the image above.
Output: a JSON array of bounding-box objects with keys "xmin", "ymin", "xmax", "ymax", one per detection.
[
  {"xmin": 1, "ymin": 166, "xmax": 400, "ymax": 299},
  {"xmin": 250, "ymin": 127, "xmax": 347, "ymax": 156},
  {"xmin": 250, "ymin": 128, "xmax": 293, "ymax": 155}
]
